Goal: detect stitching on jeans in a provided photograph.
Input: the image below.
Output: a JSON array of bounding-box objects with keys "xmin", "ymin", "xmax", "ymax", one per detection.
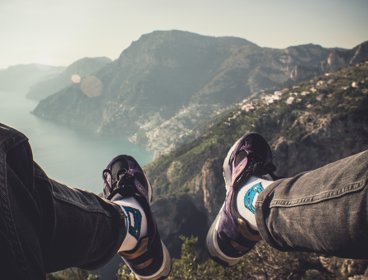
[
  {"xmin": 269, "ymin": 178, "xmax": 367, "ymax": 208},
  {"xmin": 34, "ymin": 172, "xmax": 113, "ymax": 216}
]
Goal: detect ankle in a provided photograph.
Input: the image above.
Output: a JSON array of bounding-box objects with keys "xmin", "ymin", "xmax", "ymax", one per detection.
[
  {"xmin": 236, "ymin": 176, "xmax": 273, "ymax": 231},
  {"xmin": 114, "ymin": 197, "xmax": 147, "ymax": 252}
]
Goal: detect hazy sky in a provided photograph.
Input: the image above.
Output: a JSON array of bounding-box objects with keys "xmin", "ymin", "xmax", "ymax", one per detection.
[{"xmin": 1, "ymin": 0, "xmax": 367, "ymax": 69}]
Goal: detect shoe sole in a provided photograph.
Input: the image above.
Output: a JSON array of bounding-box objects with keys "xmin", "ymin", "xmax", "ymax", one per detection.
[
  {"xmin": 206, "ymin": 208, "xmax": 242, "ymax": 266},
  {"xmin": 133, "ymin": 241, "xmax": 171, "ymax": 280},
  {"xmin": 145, "ymin": 174, "xmax": 153, "ymax": 205},
  {"xmin": 133, "ymin": 160, "xmax": 171, "ymax": 279}
]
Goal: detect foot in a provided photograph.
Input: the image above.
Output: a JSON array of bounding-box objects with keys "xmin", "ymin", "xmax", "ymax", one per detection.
[
  {"xmin": 102, "ymin": 155, "xmax": 171, "ymax": 280},
  {"xmin": 206, "ymin": 133, "xmax": 277, "ymax": 266}
]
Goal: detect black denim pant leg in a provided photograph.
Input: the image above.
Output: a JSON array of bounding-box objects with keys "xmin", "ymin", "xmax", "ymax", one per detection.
[
  {"xmin": 0, "ymin": 124, "xmax": 125, "ymax": 279},
  {"xmin": 0, "ymin": 123, "xmax": 47, "ymax": 279},
  {"xmin": 256, "ymin": 150, "xmax": 368, "ymax": 259},
  {"xmin": 35, "ymin": 165, "xmax": 126, "ymax": 273}
]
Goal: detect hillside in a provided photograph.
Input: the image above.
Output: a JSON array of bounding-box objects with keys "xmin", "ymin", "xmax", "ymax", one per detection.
[
  {"xmin": 47, "ymin": 61, "xmax": 368, "ymax": 280},
  {"xmin": 0, "ymin": 64, "xmax": 64, "ymax": 93},
  {"xmin": 27, "ymin": 57, "xmax": 112, "ymax": 100},
  {"xmin": 33, "ymin": 30, "xmax": 368, "ymax": 155},
  {"xmin": 145, "ymin": 61, "xmax": 368, "ymax": 264}
]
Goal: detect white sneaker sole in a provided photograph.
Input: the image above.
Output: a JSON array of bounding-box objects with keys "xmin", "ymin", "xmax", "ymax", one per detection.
[
  {"xmin": 206, "ymin": 208, "xmax": 242, "ymax": 266},
  {"xmin": 134, "ymin": 241, "xmax": 171, "ymax": 280},
  {"xmin": 135, "ymin": 174, "xmax": 171, "ymax": 279}
]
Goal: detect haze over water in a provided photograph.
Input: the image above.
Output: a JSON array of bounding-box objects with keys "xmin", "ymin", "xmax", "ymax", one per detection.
[{"xmin": 0, "ymin": 91, "xmax": 153, "ymax": 193}]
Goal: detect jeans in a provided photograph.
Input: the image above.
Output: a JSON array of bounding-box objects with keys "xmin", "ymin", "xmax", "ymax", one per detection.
[
  {"xmin": 256, "ymin": 149, "xmax": 368, "ymax": 259},
  {"xmin": 1, "ymin": 122, "xmax": 367, "ymax": 278},
  {"xmin": 0, "ymin": 123, "xmax": 125, "ymax": 279}
]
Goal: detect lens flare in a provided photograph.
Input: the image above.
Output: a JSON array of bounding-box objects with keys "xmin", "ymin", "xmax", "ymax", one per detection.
[
  {"xmin": 80, "ymin": 75, "xmax": 103, "ymax": 97},
  {"xmin": 71, "ymin": 74, "xmax": 81, "ymax": 84}
]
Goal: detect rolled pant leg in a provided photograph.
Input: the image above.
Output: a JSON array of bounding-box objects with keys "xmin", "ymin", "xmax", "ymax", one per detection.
[{"xmin": 256, "ymin": 150, "xmax": 368, "ymax": 259}]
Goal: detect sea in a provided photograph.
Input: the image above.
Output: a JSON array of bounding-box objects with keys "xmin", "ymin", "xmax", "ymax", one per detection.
[{"xmin": 0, "ymin": 91, "xmax": 153, "ymax": 194}]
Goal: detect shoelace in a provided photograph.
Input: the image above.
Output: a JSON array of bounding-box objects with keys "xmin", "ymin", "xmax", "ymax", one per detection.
[
  {"xmin": 103, "ymin": 168, "xmax": 135, "ymax": 198},
  {"xmin": 231, "ymin": 142, "xmax": 278, "ymax": 187}
]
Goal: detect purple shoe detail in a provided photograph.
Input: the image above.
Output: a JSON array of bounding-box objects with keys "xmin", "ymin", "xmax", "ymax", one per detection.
[
  {"xmin": 103, "ymin": 155, "xmax": 171, "ymax": 280},
  {"xmin": 207, "ymin": 133, "xmax": 276, "ymax": 266}
]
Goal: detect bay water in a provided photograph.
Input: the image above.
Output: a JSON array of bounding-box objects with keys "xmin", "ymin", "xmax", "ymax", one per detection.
[{"xmin": 0, "ymin": 91, "xmax": 153, "ymax": 193}]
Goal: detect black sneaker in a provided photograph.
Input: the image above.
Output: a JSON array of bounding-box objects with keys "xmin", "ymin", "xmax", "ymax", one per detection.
[
  {"xmin": 206, "ymin": 133, "xmax": 277, "ymax": 266},
  {"xmin": 102, "ymin": 155, "xmax": 171, "ymax": 279}
]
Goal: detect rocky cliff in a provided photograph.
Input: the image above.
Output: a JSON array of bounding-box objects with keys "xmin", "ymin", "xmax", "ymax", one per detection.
[{"xmin": 33, "ymin": 30, "xmax": 368, "ymax": 156}]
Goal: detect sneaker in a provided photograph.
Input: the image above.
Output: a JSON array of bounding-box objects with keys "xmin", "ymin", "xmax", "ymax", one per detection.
[
  {"xmin": 206, "ymin": 133, "xmax": 277, "ymax": 266},
  {"xmin": 102, "ymin": 155, "xmax": 171, "ymax": 280}
]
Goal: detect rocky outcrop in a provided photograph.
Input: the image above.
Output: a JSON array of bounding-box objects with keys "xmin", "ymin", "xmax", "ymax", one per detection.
[
  {"xmin": 146, "ymin": 61, "xmax": 368, "ymax": 258},
  {"xmin": 152, "ymin": 195, "xmax": 208, "ymax": 257}
]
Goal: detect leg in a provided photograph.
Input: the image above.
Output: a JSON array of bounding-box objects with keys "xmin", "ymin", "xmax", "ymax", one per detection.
[
  {"xmin": 1, "ymin": 123, "xmax": 170, "ymax": 280},
  {"xmin": 0, "ymin": 124, "xmax": 45, "ymax": 279},
  {"xmin": 0, "ymin": 124, "xmax": 125, "ymax": 279},
  {"xmin": 35, "ymin": 165, "xmax": 125, "ymax": 272},
  {"xmin": 207, "ymin": 132, "xmax": 368, "ymax": 266},
  {"xmin": 256, "ymin": 149, "xmax": 368, "ymax": 259}
]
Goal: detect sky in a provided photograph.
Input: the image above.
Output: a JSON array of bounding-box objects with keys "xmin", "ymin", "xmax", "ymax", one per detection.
[{"xmin": 1, "ymin": 0, "xmax": 367, "ymax": 69}]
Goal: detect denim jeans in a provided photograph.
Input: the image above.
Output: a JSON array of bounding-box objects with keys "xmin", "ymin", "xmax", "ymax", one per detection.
[
  {"xmin": 0, "ymin": 123, "xmax": 125, "ymax": 279},
  {"xmin": 256, "ymin": 149, "xmax": 368, "ymax": 259}
]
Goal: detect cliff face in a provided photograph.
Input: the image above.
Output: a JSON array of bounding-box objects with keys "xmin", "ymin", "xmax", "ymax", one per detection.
[
  {"xmin": 146, "ymin": 61, "xmax": 368, "ymax": 257},
  {"xmin": 33, "ymin": 30, "xmax": 368, "ymax": 155}
]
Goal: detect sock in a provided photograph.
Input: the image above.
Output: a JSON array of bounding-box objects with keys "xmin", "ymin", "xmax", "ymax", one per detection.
[
  {"xmin": 114, "ymin": 197, "xmax": 148, "ymax": 252},
  {"xmin": 236, "ymin": 176, "xmax": 273, "ymax": 231}
]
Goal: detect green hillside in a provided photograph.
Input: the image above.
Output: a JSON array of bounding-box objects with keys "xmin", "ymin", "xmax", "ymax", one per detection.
[
  {"xmin": 143, "ymin": 61, "xmax": 368, "ymax": 278},
  {"xmin": 48, "ymin": 61, "xmax": 368, "ymax": 280}
]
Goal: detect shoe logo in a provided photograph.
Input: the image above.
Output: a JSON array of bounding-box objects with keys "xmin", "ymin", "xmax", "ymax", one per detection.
[
  {"xmin": 244, "ymin": 182, "xmax": 264, "ymax": 213},
  {"xmin": 123, "ymin": 206, "xmax": 142, "ymax": 240}
]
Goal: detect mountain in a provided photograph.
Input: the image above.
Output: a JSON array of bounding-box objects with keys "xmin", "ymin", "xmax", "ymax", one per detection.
[
  {"xmin": 0, "ymin": 64, "xmax": 64, "ymax": 93},
  {"xmin": 145, "ymin": 61, "xmax": 368, "ymax": 257},
  {"xmin": 33, "ymin": 30, "xmax": 368, "ymax": 156},
  {"xmin": 27, "ymin": 57, "xmax": 112, "ymax": 100}
]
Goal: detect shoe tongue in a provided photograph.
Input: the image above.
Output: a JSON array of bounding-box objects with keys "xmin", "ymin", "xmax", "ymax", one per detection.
[
  {"xmin": 231, "ymin": 144, "xmax": 250, "ymax": 185},
  {"xmin": 244, "ymin": 134, "xmax": 272, "ymax": 163},
  {"xmin": 232, "ymin": 158, "xmax": 248, "ymax": 186},
  {"xmin": 111, "ymin": 160, "xmax": 128, "ymax": 181}
]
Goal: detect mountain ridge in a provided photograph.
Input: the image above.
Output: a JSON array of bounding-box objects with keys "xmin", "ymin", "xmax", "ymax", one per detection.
[
  {"xmin": 0, "ymin": 64, "xmax": 64, "ymax": 93},
  {"xmin": 32, "ymin": 30, "xmax": 368, "ymax": 156},
  {"xmin": 27, "ymin": 57, "xmax": 112, "ymax": 100}
]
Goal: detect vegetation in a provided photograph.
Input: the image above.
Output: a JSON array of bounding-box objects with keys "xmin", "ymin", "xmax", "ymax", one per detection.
[
  {"xmin": 46, "ymin": 268, "xmax": 98, "ymax": 280},
  {"xmin": 144, "ymin": 61, "xmax": 368, "ymax": 279},
  {"xmin": 146, "ymin": 61, "xmax": 368, "ymax": 195},
  {"xmin": 116, "ymin": 236, "xmax": 368, "ymax": 280},
  {"xmin": 47, "ymin": 235, "xmax": 368, "ymax": 279}
]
